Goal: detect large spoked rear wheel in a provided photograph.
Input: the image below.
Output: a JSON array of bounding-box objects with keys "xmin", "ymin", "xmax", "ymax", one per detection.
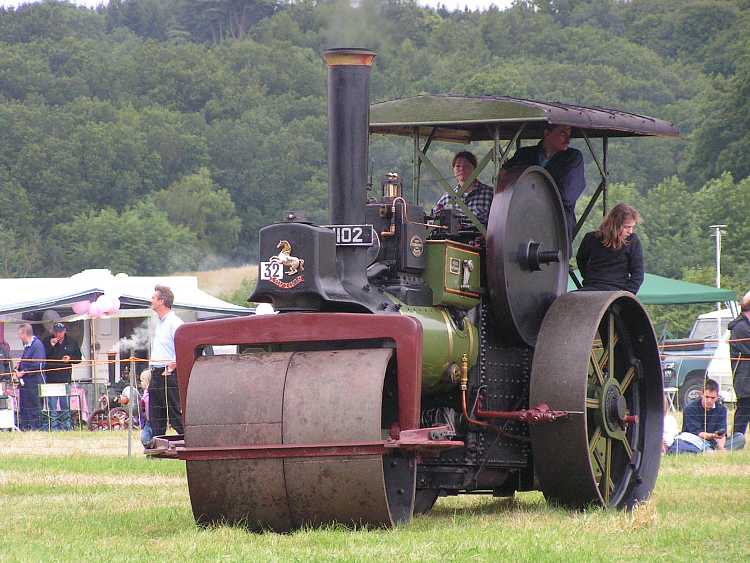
[{"xmin": 530, "ymin": 291, "xmax": 663, "ymax": 509}]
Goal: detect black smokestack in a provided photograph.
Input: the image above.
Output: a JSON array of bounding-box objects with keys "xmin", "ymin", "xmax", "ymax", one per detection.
[{"xmin": 323, "ymin": 48, "xmax": 376, "ymax": 225}]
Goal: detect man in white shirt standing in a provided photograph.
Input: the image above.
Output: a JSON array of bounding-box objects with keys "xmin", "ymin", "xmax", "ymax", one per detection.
[{"xmin": 149, "ymin": 285, "xmax": 184, "ymax": 439}]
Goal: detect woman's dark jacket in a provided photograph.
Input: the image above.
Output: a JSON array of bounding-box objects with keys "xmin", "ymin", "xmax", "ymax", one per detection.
[{"xmin": 576, "ymin": 231, "xmax": 644, "ymax": 294}]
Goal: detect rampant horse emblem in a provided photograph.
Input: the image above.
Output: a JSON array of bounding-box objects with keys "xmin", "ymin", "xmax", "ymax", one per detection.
[{"xmin": 270, "ymin": 240, "xmax": 305, "ymax": 276}]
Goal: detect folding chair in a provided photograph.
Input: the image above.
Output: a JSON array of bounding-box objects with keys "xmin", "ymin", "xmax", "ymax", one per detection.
[
  {"xmin": 663, "ymin": 387, "xmax": 679, "ymax": 412},
  {"xmin": 0, "ymin": 382, "xmax": 19, "ymax": 431},
  {"xmin": 39, "ymin": 383, "xmax": 70, "ymax": 432},
  {"xmin": 0, "ymin": 393, "xmax": 16, "ymax": 431},
  {"xmin": 69, "ymin": 384, "xmax": 89, "ymax": 430}
]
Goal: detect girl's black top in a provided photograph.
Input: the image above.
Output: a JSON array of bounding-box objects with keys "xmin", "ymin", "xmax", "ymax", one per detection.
[{"xmin": 576, "ymin": 231, "xmax": 644, "ymax": 293}]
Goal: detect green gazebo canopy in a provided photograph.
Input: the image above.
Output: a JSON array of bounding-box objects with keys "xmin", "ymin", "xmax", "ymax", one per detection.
[{"xmin": 568, "ymin": 272, "xmax": 736, "ymax": 305}]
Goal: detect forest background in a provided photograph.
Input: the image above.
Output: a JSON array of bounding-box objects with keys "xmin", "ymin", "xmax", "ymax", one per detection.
[{"xmin": 1, "ymin": 0, "xmax": 749, "ymax": 335}]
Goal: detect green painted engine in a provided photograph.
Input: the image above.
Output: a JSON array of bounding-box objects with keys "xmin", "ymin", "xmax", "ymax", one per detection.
[{"xmin": 163, "ymin": 48, "xmax": 666, "ymax": 531}]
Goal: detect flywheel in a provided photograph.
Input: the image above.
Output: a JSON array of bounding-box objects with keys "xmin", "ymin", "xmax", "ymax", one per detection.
[
  {"xmin": 183, "ymin": 348, "xmax": 416, "ymax": 531},
  {"xmin": 486, "ymin": 165, "xmax": 569, "ymax": 346},
  {"xmin": 529, "ymin": 291, "xmax": 663, "ymax": 509}
]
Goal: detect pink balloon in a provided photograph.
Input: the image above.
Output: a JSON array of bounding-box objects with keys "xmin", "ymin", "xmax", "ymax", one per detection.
[
  {"xmin": 88, "ymin": 303, "xmax": 102, "ymax": 318},
  {"xmin": 72, "ymin": 300, "xmax": 91, "ymax": 315}
]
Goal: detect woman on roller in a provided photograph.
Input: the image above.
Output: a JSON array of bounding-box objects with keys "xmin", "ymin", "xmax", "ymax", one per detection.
[{"xmin": 576, "ymin": 203, "xmax": 644, "ymax": 294}]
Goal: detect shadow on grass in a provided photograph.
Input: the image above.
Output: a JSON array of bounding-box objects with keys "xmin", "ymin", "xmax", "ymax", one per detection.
[{"xmin": 424, "ymin": 494, "xmax": 551, "ymax": 518}]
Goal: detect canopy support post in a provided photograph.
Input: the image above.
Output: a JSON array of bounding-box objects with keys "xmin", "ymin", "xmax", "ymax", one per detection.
[
  {"xmin": 413, "ymin": 127, "xmax": 437, "ymax": 205},
  {"xmin": 492, "ymin": 126, "xmax": 500, "ymax": 187},
  {"xmin": 575, "ymin": 130, "xmax": 609, "ymax": 238},
  {"xmin": 602, "ymin": 136, "xmax": 609, "ymax": 214},
  {"xmin": 412, "ymin": 127, "xmax": 420, "ymax": 203},
  {"xmin": 574, "ymin": 180, "xmax": 604, "ymax": 240}
]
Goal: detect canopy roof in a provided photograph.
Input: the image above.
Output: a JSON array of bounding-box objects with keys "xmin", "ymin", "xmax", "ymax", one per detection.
[
  {"xmin": 369, "ymin": 95, "xmax": 680, "ymax": 143},
  {"xmin": 567, "ymin": 272, "xmax": 736, "ymax": 305},
  {"xmin": 0, "ymin": 269, "xmax": 251, "ymax": 317}
]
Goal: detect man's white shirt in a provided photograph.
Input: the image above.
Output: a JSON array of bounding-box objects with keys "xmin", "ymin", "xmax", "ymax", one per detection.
[{"xmin": 150, "ymin": 310, "xmax": 183, "ymax": 368}]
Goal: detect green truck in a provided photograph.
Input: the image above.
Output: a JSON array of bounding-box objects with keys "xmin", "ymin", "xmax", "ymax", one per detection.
[{"xmin": 662, "ymin": 307, "xmax": 737, "ymax": 409}]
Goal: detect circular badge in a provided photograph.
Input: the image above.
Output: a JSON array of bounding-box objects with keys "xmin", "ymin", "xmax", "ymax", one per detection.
[{"xmin": 409, "ymin": 236, "xmax": 424, "ymax": 257}]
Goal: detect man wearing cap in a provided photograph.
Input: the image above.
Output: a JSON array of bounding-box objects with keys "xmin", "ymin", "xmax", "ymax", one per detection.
[{"xmin": 43, "ymin": 323, "xmax": 82, "ymax": 430}]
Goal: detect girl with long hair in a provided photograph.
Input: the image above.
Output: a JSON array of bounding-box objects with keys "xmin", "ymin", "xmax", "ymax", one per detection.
[{"xmin": 576, "ymin": 203, "xmax": 644, "ymax": 293}]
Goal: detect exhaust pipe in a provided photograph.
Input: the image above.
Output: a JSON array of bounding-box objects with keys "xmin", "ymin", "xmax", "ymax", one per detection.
[{"xmin": 323, "ymin": 48, "xmax": 376, "ymax": 226}]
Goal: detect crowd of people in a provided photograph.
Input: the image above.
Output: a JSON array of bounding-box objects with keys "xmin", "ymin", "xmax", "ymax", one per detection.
[{"xmin": 0, "ymin": 284, "xmax": 183, "ymax": 445}]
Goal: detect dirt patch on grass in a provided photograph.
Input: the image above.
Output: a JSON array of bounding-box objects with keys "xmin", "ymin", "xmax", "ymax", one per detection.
[
  {"xmin": 0, "ymin": 431, "xmax": 135, "ymax": 457},
  {"xmin": 0, "ymin": 470, "xmax": 183, "ymax": 488}
]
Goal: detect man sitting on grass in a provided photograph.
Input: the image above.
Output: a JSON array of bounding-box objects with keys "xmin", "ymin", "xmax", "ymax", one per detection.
[{"xmin": 668, "ymin": 379, "xmax": 745, "ymax": 454}]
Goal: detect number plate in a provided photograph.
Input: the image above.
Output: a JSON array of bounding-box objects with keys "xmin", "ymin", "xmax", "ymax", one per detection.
[
  {"xmin": 260, "ymin": 261, "xmax": 283, "ymax": 281},
  {"xmin": 323, "ymin": 225, "xmax": 374, "ymax": 246}
]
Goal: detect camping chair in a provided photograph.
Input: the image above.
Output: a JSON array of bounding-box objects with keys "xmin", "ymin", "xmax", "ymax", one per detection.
[
  {"xmin": 0, "ymin": 392, "xmax": 17, "ymax": 431},
  {"xmin": 69, "ymin": 384, "xmax": 89, "ymax": 430},
  {"xmin": 39, "ymin": 383, "xmax": 71, "ymax": 432},
  {"xmin": 0, "ymin": 382, "xmax": 19, "ymax": 431}
]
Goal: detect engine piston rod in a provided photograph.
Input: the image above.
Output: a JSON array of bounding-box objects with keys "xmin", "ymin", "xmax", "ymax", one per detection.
[{"xmin": 475, "ymin": 401, "xmax": 572, "ymax": 424}]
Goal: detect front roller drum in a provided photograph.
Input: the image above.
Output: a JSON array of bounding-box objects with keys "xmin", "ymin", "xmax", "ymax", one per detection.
[
  {"xmin": 530, "ymin": 291, "xmax": 663, "ymax": 509},
  {"xmin": 184, "ymin": 348, "xmax": 415, "ymax": 531}
]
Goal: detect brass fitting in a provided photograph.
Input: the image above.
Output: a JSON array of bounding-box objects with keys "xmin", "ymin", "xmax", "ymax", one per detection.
[
  {"xmin": 382, "ymin": 172, "xmax": 403, "ymax": 198},
  {"xmin": 460, "ymin": 353, "xmax": 469, "ymax": 391},
  {"xmin": 380, "ymin": 196, "xmax": 407, "ymax": 238}
]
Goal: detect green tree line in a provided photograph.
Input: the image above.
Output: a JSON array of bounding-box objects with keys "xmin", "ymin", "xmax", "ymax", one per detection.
[{"xmin": 0, "ymin": 0, "xmax": 748, "ymax": 332}]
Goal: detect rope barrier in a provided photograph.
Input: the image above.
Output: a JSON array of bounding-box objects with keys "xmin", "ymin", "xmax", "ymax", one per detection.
[
  {"xmin": 0, "ymin": 356, "xmax": 173, "ymax": 379},
  {"xmin": 659, "ymin": 354, "xmax": 750, "ymax": 361},
  {"xmin": 659, "ymin": 335, "xmax": 750, "ymax": 348}
]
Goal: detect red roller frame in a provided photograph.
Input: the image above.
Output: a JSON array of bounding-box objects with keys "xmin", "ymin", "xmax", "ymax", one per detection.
[{"xmin": 174, "ymin": 312, "xmax": 423, "ymax": 431}]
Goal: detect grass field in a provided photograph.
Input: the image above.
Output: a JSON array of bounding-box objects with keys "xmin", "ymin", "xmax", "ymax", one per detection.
[{"xmin": 1, "ymin": 432, "xmax": 748, "ymax": 562}]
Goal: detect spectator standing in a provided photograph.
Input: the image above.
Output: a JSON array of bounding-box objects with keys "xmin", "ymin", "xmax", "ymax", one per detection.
[
  {"xmin": 43, "ymin": 322, "xmax": 81, "ymax": 430},
  {"xmin": 0, "ymin": 340, "xmax": 11, "ymax": 383},
  {"xmin": 15, "ymin": 323, "xmax": 46, "ymax": 430},
  {"xmin": 576, "ymin": 203, "xmax": 644, "ymax": 293},
  {"xmin": 148, "ymin": 285, "xmax": 184, "ymax": 440},
  {"xmin": 728, "ymin": 290, "xmax": 750, "ymax": 438}
]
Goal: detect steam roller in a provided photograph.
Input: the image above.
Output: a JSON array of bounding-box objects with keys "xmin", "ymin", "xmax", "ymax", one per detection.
[{"xmin": 148, "ymin": 48, "xmax": 674, "ymax": 530}]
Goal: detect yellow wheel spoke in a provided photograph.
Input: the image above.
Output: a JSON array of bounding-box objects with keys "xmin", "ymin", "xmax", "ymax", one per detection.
[
  {"xmin": 591, "ymin": 445, "xmax": 605, "ymax": 478},
  {"xmin": 597, "ymin": 317, "xmax": 618, "ymax": 378},
  {"xmin": 590, "ymin": 352, "xmax": 605, "ymax": 385},
  {"xmin": 586, "ymin": 397, "xmax": 600, "ymax": 409},
  {"xmin": 620, "ymin": 366, "xmax": 636, "ymax": 392},
  {"xmin": 617, "ymin": 435, "xmax": 634, "ymax": 460},
  {"xmin": 607, "ymin": 314, "xmax": 617, "ymax": 375},
  {"xmin": 589, "ymin": 426, "xmax": 603, "ymax": 457}
]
